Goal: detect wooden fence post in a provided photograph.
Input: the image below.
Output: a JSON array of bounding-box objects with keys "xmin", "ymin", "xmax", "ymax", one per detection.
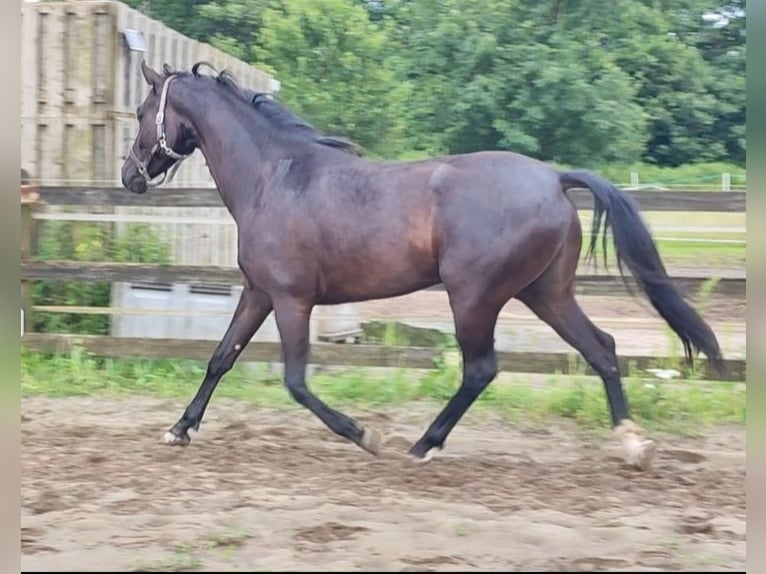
[{"xmin": 21, "ymin": 184, "xmax": 41, "ymax": 334}]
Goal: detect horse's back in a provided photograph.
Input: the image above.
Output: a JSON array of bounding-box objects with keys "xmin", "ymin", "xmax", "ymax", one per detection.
[
  {"xmin": 427, "ymin": 150, "xmax": 574, "ymax": 232},
  {"xmin": 433, "ymin": 150, "xmax": 564, "ymax": 200}
]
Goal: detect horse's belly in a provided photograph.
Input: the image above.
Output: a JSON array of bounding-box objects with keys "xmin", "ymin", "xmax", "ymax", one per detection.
[{"xmin": 317, "ymin": 242, "xmax": 440, "ymax": 304}]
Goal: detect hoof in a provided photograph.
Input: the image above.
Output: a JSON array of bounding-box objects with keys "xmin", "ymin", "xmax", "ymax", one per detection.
[
  {"xmin": 161, "ymin": 430, "xmax": 191, "ymax": 446},
  {"xmin": 407, "ymin": 449, "xmax": 435, "ymax": 465},
  {"xmin": 360, "ymin": 427, "xmax": 381, "ymax": 456},
  {"xmin": 407, "ymin": 441, "xmax": 440, "ymax": 464},
  {"xmin": 615, "ymin": 420, "xmax": 657, "ymax": 471},
  {"xmin": 624, "ymin": 436, "xmax": 657, "ymax": 471}
]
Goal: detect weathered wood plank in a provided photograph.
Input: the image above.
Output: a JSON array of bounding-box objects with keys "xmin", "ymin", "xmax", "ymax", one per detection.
[
  {"xmin": 38, "ymin": 186, "xmax": 224, "ymax": 207},
  {"xmin": 21, "ymin": 1, "xmax": 276, "ymax": 188},
  {"xmin": 37, "ymin": 186, "xmax": 747, "ymax": 212},
  {"xmin": 22, "ymin": 333, "xmax": 746, "ymax": 382},
  {"xmin": 565, "ymin": 188, "xmax": 746, "ymax": 212},
  {"xmin": 21, "ymin": 260, "xmax": 746, "ymax": 299},
  {"xmin": 22, "ymin": 260, "xmax": 244, "ymax": 284}
]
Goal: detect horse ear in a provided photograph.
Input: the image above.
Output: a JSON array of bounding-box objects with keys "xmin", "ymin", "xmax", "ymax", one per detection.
[
  {"xmin": 140, "ymin": 59, "xmax": 161, "ymax": 89},
  {"xmin": 162, "ymin": 63, "xmax": 175, "ymax": 75}
]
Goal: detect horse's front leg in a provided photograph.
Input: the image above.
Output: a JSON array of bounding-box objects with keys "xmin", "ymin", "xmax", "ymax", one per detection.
[
  {"xmin": 162, "ymin": 285, "xmax": 273, "ymax": 445},
  {"xmin": 272, "ymin": 296, "xmax": 381, "ymax": 455}
]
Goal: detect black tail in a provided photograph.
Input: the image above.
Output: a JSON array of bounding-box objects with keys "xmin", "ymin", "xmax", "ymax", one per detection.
[{"xmin": 559, "ymin": 169, "xmax": 725, "ymax": 376}]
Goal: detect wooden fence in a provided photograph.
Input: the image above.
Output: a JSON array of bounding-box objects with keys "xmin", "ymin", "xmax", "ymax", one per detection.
[
  {"xmin": 33, "ymin": 185, "xmax": 748, "ymax": 211},
  {"xmin": 20, "ymin": 185, "xmax": 747, "ymax": 383},
  {"xmin": 22, "ymin": 332, "xmax": 746, "ymax": 382},
  {"xmin": 21, "ymin": 0, "xmax": 275, "ymax": 189},
  {"xmin": 18, "ymin": 260, "xmax": 747, "ymax": 299},
  {"xmin": 20, "ymin": 184, "xmax": 748, "ymax": 300}
]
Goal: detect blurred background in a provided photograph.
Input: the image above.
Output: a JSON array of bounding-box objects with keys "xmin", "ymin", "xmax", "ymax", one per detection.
[
  {"xmin": 20, "ymin": 1, "xmax": 746, "ymax": 571},
  {"xmin": 19, "ymin": 0, "xmax": 746, "ymax": 348}
]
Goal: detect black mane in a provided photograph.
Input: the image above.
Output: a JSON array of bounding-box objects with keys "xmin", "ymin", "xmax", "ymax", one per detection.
[{"xmin": 189, "ymin": 61, "xmax": 361, "ymax": 156}]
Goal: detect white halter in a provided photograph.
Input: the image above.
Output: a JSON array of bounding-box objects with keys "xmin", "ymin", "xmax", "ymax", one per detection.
[{"xmin": 129, "ymin": 74, "xmax": 192, "ymax": 187}]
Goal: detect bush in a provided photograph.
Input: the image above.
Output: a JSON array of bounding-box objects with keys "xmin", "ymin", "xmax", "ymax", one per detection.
[{"xmin": 578, "ymin": 162, "xmax": 746, "ymax": 189}]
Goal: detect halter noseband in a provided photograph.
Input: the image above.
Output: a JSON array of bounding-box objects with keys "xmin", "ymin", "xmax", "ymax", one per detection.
[{"xmin": 129, "ymin": 74, "xmax": 192, "ymax": 187}]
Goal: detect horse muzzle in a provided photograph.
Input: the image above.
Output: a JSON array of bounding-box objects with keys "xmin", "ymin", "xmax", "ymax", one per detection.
[{"xmin": 121, "ymin": 161, "xmax": 149, "ymax": 194}]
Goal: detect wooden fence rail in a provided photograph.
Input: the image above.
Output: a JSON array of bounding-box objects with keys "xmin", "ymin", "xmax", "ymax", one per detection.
[
  {"xmin": 20, "ymin": 261, "xmax": 747, "ymax": 299},
  {"xmin": 34, "ymin": 186, "xmax": 747, "ymax": 211},
  {"xmin": 22, "ymin": 333, "xmax": 746, "ymax": 382},
  {"xmin": 20, "ymin": 186, "xmax": 747, "ymax": 384}
]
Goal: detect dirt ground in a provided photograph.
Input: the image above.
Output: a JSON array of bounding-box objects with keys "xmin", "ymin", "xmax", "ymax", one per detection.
[
  {"xmin": 21, "ymin": 396, "xmax": 746, "ymax": 572},
  {"xmin": 322, "ymin": 291, "xmax": 747, "ymax": 360},
  {"xmin": 346, "ymin": 291, "xmax": 746, "ymax": 327}
]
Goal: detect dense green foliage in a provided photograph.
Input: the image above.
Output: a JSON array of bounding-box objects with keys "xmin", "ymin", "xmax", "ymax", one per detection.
[{"xmin": 127, "ymin": 0, "xmax": 745, "ymax": 170}]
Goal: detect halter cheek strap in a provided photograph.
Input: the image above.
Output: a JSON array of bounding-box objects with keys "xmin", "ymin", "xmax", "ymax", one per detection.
[{"xmin": 129, "ymin": 74, "xmax": 192, "ymax": 187}]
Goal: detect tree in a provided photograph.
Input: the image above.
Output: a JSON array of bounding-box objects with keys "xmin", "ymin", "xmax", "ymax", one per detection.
[
  {"xmin": 253, "ymin": 0, "xmax": 412, "ymax": 158},
  {"xmin": 389, "ymin": 0, "xmax": 647, "ymax": 164},
  {"xmin": 543, "ymin": 0, "xmax": 745, "ymax": 166},
  {"xmin": 124, "ymin": 0, "xmax": 745, "ymax": 166}
]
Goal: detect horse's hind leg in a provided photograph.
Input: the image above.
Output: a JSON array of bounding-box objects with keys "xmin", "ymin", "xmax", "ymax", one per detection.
[
  {"xmin": 271, "ymin": 296, "xmax": 381, "ymax": 455},
  {"xmin": 517, "ymin": 272, "xmax": 657, "ymax": 470},
  {"xmin": 409, "ymin": 292, "xmax": 501, "ymax": 460}
]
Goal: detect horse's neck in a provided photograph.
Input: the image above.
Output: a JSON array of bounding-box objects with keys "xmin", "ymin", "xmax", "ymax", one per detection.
[{"xmin": 181, "ymin": 89, "xmax": 278, "ymax": 220}]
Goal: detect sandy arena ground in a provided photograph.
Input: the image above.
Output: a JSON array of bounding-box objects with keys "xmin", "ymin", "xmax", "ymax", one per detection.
[
  {"xmin": 21, "ymin": 396, "xmax": 745, "ymax": 572},
  {"xmin": 22, "ymin": 265, "xmax": 747, "ymax": 571}
]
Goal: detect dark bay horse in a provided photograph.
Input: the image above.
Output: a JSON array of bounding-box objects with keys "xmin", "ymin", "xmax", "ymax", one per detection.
[{"xmin": 121, "ymin": 61, "xmax": 725, "ymax": 470}]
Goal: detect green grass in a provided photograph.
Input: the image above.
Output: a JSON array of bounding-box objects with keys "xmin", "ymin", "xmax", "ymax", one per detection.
[
  {"xmin": 576, "ymin": 236, "xmax": 745, "ymax": 269},
  {"xmin": 127, "ymin": 528, "xmax": 258, "ymax": 572},
  {"xmin": 129, "ymin": 542, "xmax": 201, "ymax": 572},
  {"xmin": 21, "ymin": 347, "xmax": 746, "ymax": 436},
  {"xmin": 576, "ymin": 210, "xmax": 746, "ymax": 268},
  {"xmin": 561, "ymin": 161, "xmax": 746, "ymax": 189},
  {"xmin": 647, "ymin": 240, "xmax": 744, "ymax": 268}
]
